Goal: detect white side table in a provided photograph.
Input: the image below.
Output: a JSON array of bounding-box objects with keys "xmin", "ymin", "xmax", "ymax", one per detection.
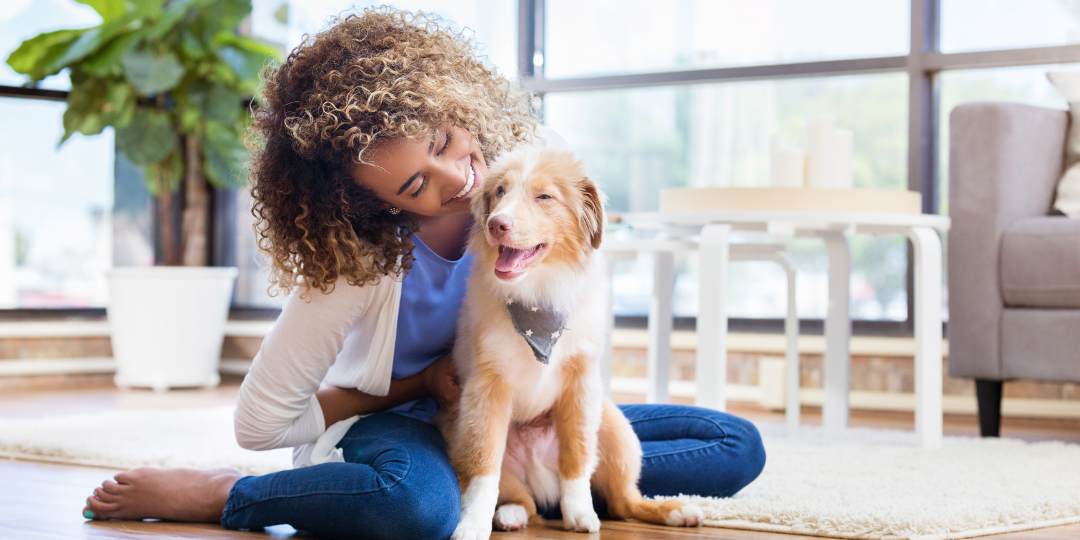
[
  {"xmin": 602, "ymin": 239, "xmax": 802, "ymax": 430},
  {"xmin": 620, "ymin": 210, "xmax": 951, "ymax": 449}
]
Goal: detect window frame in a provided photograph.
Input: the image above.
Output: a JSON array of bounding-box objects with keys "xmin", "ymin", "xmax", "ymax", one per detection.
[
  {"xmin": 5, "ymin": 0, "xmax": 1080, "ymax": 328},
  {"xmin": 519, "ymin": 0, "xmax": 1080, "ymax": 335}
]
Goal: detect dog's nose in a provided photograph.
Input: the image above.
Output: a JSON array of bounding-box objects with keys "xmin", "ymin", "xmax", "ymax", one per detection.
[{"xmin": 488, "ymin": 215, "xmax": 512, "ymax": 239}]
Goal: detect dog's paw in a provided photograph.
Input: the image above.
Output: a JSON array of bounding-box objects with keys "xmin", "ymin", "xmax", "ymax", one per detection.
[
  {"xmin": 562, "ymin": 506, "xmax": 601, "ymax": 533},
  {"xmin": 665, "ymin": 503, "xmax": 703, "ymax": 527},
  {"xmin": 493, "ymin": 504, "xmax": 529, "ymax": 531},
  {"xmin": 451, "ymin": 521, "xmax": 491, "ymax": 540}
]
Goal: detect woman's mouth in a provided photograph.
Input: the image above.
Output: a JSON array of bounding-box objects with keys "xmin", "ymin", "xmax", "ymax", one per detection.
[{"xmin": 449, "ymin": 158, "xmax": 477, "ymax": 201}]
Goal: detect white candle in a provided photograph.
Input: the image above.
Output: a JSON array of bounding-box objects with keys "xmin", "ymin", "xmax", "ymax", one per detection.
[
  {"xmin": 804, "ymin": 114, "xmax": 835, "ymax": 188},
  {"xmin": 830, "ymin": 128, "xmax": 854, "ymax": 189},
  {"xmin": 770, "ymin": 146, "xmax": 805, "ymax": 187}
]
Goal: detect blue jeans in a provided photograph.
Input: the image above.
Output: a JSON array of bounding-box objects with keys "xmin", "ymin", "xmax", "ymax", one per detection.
[{"xmin": 221, "ymin": 404, "xmax": 765, "ymax": 540}]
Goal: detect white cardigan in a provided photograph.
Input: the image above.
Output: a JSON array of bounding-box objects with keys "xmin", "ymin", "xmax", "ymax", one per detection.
[{"xmin": 232, "ymin": 275, "xmax": 403, "ymax": 467}]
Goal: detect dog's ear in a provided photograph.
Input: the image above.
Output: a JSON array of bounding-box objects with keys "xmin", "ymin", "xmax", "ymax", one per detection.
[{"xmin": 578, "ymin": 177, "xmax": 605, "ymax": 249}]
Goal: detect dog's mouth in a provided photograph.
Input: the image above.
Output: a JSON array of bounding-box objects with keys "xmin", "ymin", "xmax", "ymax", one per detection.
[{"xmin": 494, "ymin": 243, "xmax": 546, "ymax": 280}]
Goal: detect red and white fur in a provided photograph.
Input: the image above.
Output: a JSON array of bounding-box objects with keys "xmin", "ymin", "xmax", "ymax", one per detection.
[{"xmin": 443, "ymin": 146, "xmax": 702, "ymax": 540}]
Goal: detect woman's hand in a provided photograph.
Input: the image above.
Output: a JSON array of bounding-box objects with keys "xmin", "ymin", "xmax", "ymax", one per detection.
[{"xmin": 424, "ymin": 354, "xmax": 462, "ymax": 412}]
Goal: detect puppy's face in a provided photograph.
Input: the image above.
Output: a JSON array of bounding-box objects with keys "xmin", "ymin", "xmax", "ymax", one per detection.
[{"xmin": 472, "ymin": 147, "xmax": 604, "ymax": 282}]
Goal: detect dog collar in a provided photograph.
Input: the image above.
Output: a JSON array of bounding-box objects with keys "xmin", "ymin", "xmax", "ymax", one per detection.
[{"xmin": 505, "ymin": 299, "xmax": 568, "ymax": 364}]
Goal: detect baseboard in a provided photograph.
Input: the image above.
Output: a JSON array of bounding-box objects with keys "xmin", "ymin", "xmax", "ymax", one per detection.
[
  {"xmin": 4, "ymin": 357, "xmax": 1076, "ymax": 421},
  {"xmin": 608, "ymin": 377, "xmax": 1080, "ymax": 420},
  {"xmin": 610, "ymin": 328, "xmax": 948, "ymax": 357},
  {"xmin": 0, "ymin": 320, "xmax": 274, "ymax": 339}
]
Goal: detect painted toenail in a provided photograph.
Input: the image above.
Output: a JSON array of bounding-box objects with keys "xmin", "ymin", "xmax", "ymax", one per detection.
[{"xmin": 84, "ymin": 510, "xmax": 94, "ymax": 519}]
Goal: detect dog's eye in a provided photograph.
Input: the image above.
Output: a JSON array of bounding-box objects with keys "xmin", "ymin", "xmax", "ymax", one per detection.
[
  {"xmin": 496, "ymin": 186, "xmax": 505, "ymax": 197},
  {"xmin": 537, "ymin": 194, "xmax": 552, "ymax": 200}
]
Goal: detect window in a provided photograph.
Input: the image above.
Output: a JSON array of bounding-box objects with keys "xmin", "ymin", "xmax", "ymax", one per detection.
[
  {"xmin": 0, "ymin": 97, "xmax": 115, "ymax": 307},
  {"xmin": 544, "ymin": 56, "xmax": 910, "ymax": 321},
  {"xmin": 545, "ymin": 0, "xmax": 910, "ymax": 78},
  {"xmin": 940, "ymin": 0, "xmax": 1080, "ymax": 53}
]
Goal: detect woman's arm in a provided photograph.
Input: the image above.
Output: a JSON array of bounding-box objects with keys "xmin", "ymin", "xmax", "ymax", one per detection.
[
  {"xmin": 233, "ymin": 279, "xmax": 383, "ymax": 451},
  {"xmin": 316, "ymin": 354, "xmax": 461, "ymax": 427}
]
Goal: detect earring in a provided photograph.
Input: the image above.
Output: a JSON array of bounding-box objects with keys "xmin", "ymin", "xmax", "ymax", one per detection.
[{"xmin": 388, "ymin": 207, "xmax": 400, "ymax": 215}]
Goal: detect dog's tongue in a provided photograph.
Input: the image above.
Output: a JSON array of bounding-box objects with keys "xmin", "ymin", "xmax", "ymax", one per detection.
[{"xmin": 496, "ymin": 246, "xmax": 528, "ymax": 273}]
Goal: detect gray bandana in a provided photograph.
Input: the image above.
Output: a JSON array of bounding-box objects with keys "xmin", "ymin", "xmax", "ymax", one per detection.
[{"xmin": 506, "ymin": 299, "xmax": 568, "ymax": 364}]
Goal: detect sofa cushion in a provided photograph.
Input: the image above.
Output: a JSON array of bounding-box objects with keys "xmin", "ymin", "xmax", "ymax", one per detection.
[{"xmin": 1000, "ymin": 216, "xmax": 1080, "ymax": 308}]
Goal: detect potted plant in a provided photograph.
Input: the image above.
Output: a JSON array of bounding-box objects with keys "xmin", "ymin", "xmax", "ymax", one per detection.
[{"xmin": 7, "ymin": 0, "xmax": 278, "ymax": 390}]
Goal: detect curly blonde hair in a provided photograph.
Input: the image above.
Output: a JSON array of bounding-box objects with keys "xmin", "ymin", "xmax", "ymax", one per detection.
[{"xmin": 249, "ymin": 7, "xmax": 537, "ymax": 296}]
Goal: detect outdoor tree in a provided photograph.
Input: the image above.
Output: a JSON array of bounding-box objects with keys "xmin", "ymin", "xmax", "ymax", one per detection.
[{"xmin": 6, "ymin": 0, "xmax": 278, "ymax": 265}]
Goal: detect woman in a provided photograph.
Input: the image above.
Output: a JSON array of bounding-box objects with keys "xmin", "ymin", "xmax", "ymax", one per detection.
[{"xmin": 82, "ymin": 8, "xmax": 765, "ymax": 540}]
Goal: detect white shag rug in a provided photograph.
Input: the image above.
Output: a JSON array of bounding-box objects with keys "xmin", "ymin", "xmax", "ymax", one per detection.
[
  {"xmin": 1, "ymin": 407, "xmax": 1078, "ymax": 540},
  {"xmin": 0, "ymin": 406, "xmax": 292, "ymax": 475}
]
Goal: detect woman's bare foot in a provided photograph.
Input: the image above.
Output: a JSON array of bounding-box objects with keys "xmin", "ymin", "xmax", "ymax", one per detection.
[{"xmin": 82, "ymin": 467, "xmax": 243, "ymax": 523}]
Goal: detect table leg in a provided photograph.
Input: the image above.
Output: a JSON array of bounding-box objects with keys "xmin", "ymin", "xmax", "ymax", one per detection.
[
  {"xmin": 647, "ymin": 251, "xmax": 674, "ymax": 404},
  {"xmin": 908, "ymin": 227, "xmax": 944, "ymax": 449},
  {"xmin": 822, "ymin": 232, "xmax": 851, "ymax": 432},
  {"xmin": 780, "ymin": 256, "xmax": 801, "ymax": 432},
  {"xmin": 696, "ymin": 224, "xmax": 731, "ymax": 411},
  {"xmin": 602, "ymin": 254, "xmax": 621, "ymax": 397}
]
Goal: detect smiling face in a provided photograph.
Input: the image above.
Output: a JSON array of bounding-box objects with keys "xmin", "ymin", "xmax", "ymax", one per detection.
[
  {"xmin": 473, "ymin": 147, "xmax": 604, "ymax": 283},
  {"xmin": 352, "ymin": 124, "xmax": 487, "ymax": 217}
]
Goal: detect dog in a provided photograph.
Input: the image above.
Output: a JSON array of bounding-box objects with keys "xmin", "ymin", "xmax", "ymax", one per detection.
[{"xmin": 442, "ymin": 145, "xmax": 703, "ymax": 540}]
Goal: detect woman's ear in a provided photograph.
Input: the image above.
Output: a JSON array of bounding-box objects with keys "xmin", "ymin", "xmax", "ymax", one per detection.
[{"xmin": 579, "ymin": 178, "xmax": 605, "ymax": 249}]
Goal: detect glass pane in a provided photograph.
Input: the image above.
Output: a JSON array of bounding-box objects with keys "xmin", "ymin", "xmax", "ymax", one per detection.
[
  {"xmin": 544, "ymin": 0, "xmax": 909, "ymax": 79},
  {"xmin": 278, "ymin": 0, "xmax": 517, "ymax": 80},
  {"xmin": 547, "ymin": 74, "xmax": 909, "ymax": 320},
  {"xmin": 545, "ymin": 73, "xmax": 908, "ymax": 211},
  {"xmin": 0, "ymin": 97, "xmax": 114, "ymax": 307},
  {"xmin": 0, "ymin": 0, "xmax": 102, "ymax": 90},
  {"xmin": 941, "ymin": 0, "xmax": 1080, "ymax": 53}
]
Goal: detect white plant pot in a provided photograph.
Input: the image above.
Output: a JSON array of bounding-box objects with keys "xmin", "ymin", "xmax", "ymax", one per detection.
[{"xmin": 107, "ymin": 266, "xmax": 238, "ymax": 391}]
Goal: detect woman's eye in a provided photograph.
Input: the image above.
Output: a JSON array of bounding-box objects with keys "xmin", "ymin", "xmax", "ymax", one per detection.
[
  {"xmin": 537, "ymin": 194, "xmax": 552, "ymax": 200},
  {"xmin": 411, "ymin": 177, "xmax": 427, "ymax": 199},
  {"xmin": 438, "ymin": 132, "xmax": 452, "ymax": 155},
  {"xmin": 496, "ymin": 186, "xmax": 505, "ymax": 197}
]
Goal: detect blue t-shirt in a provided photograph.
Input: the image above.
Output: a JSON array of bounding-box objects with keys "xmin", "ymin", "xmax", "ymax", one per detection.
[{"xmin": 383, "ymin": 234, "xmax": 473, "ymax": 422}]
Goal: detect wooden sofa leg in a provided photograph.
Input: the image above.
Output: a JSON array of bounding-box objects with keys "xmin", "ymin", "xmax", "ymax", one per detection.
[{"xmin": 975, "ymin": 379, "xmax": 1003, "ymax": 437}]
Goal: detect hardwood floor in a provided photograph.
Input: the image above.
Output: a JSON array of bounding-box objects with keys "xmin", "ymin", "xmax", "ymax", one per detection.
[{"xmin": 2, "ymin": 384, "xmax": 1078, "ymax": 539}]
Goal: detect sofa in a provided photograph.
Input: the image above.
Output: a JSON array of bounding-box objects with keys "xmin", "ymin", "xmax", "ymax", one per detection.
[{"xmin": 948, "ymin": 101, "xmax": 1080, "ymax": 437}]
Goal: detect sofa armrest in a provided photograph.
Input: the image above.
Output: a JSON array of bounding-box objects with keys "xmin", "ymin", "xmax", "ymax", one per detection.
[{"xmin": 947, "ymin": 102, "xmax": 1068, "ymax": 379}]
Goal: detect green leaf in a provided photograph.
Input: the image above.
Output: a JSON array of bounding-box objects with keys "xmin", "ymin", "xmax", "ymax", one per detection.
[
  {"xmin": 74, "ymin": 0, "xmax": 126, "ymax": 21},
  {"xmin": 103, "ymin": 82, "xmax": 137, "ymax": 127},
  {"xmin": 82, "ymin": 29, "xmax": 145, "ymax": 77},
  {"xmin": 131, "ymin": 0, "xmax": 166, "ymax": 18},
  {"xmin": 189, "ymin": 81, "xmax": 240, "ymax": 125},
  {"xmin": 5, "ymin": 29, "xmax": 87, "ymax": 81},
  {"xmin": 146, "ymin": 0, "xmax": 215, "ymax": 40},
  {"xmin": 179, "ymin": 106, "xmax": 201, "ymax": 132},
  {"xmin": 59, "ymin": 77, "xmax": 137, "ymax": 142},
  {"xmin": 122, "ymin": 49, "xmax": 186, "ymax": 94},
  {"xmin": 116, "ymin": 109, "xmax": 178, "ymax": 165},
  {"xmin": 180, "ymin": 30, "xmax": 207, "ymax": 59},
  {"xmin": 194, "ymin": 0, "xmax": 250, "ymax": 41},
  {"xmin": 46, "ymin": 13, "xmax": 140, "ymax": 73},
  {"xmin": 202, "ymin": 120, "xmax": 248, "ymax": 188},
  {"xmin": 217, "ymin": 45, "xmax": 268, "ymax": 85}
]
